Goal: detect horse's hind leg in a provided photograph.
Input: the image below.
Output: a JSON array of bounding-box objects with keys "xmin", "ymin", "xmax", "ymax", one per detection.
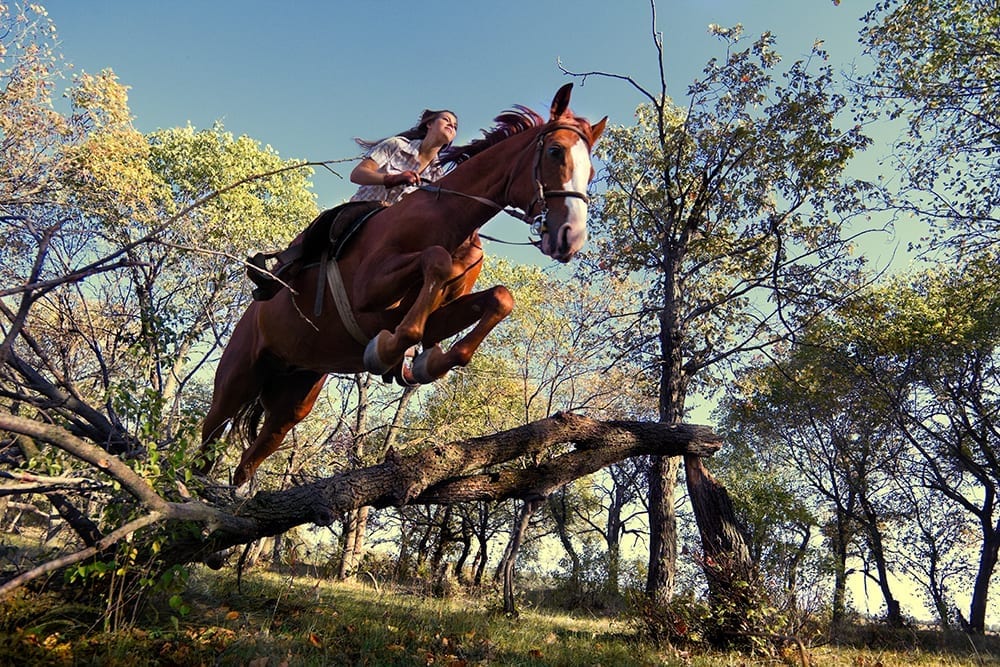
[
  {"xmin": 410, "ymin": 285, "xmax": 515, "ymax": 383},
  {"xmin": 232, "ymin": 369, "xmax": 326, "ymax": 487},
  {"xmin": 197, "ymin": 342, "xmax": 261, "ymax": 476}
]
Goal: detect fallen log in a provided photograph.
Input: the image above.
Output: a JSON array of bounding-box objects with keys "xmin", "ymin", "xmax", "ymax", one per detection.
[{"xmin": 173, "ymin": 412, "xmax": 722, "ymax": 565}]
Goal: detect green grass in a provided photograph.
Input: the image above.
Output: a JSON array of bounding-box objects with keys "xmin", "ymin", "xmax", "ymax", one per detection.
[{"xmin": 0, "ymin": 567, "xmax": 998, "ymax": 666}]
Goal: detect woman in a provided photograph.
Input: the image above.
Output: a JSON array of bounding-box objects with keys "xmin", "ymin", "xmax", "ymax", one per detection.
[
  {"xmin": 349, "ymin": 109, "xmax": 459, "ymax": 385},
  {"xmin": 350, "ymin": 109, "xmax": 459, "ymax": 205}
]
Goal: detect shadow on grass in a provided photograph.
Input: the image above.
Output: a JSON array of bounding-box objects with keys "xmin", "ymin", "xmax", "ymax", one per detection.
[{"xmin": 1, "ymin": 566, "xmax": 998, "ymax": 666}]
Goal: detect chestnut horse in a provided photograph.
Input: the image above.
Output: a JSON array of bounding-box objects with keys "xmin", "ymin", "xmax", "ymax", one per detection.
[{"xmin": 199, "ymin": 84, "xmax": 606, "ymax": 486}]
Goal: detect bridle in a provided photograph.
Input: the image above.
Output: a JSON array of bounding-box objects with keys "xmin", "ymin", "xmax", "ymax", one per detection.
[{"xmin": 417, "ymin": 121, "xmax": 594, "ymax": 242}]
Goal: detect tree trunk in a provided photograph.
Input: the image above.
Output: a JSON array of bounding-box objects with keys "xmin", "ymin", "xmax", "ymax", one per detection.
[
  {"xmin": 548, "ymin": 491, "xmax": 583, "ymax": 585},
  {"xmin": 453, "ymin": 520, "xmax": 472, "ymax": 585},
  {"xmin": 865, "ymin": 529, "xmax": 903, "ymax": 627},
  {"xmin": 338, "ymin": 375, "xmax": 371, "ymax": 580},
  {"xmin": 684, "ymin": 455, "xmax": 753, "ymax": 573},
  {"xmin": 338, "ymin": 506, "xmax": 369, "ymax": 580},
  {"xmin": 604, "ymin": 475, "xmax": 626, "ymax": 598},
  {"xmin": 430, "ymin": 505, "xmax": 453, "ymax": 576},
  {"xmin": 646, "ymin": 455, "xmax": 679, "ymax": 603},
  {"xmin": 473, "ymin": 525, "xmax": 489, "ymax": 586},
  {"xmin": 830, "ymin": 510, "xmax": 851, "ymax": 629},
  {"xmin": 339, "ymin": 384, "xmax": 415, "ymax": 580},
  {"xmin": 785, "ymin": 526, "xmax": 811, "ymax": 612},
  {"xmin": 502, "ymin": 499, "xmax": 540, "ymax": 615},
  {"xmin": 415, "ymin": 507, "xmax": 443, "ymax": 573},
  {"xmin": 0, "ymin": 412, "xmax": 722, "ymax": 581},
  {"xmin": 968, "ymin": 524, "xmax": 1000, "ymax": 634},
  {"xmin": 684, "ymin": 454, "xmax": 759, "ymax": 643},
  {"xmin": 493, "ymin": 526, "xmax": 515, "ymax": 585}
]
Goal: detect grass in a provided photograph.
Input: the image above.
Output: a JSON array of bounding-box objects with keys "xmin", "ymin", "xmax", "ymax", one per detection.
[{"xmin": 0, "ymin": 566, "xmax": 998, "ymax": 666}]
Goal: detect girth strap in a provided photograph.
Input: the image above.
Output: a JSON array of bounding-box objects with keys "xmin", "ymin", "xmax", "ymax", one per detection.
[{"xmin": 326, "ymin": 259, "xmax": 369, "ymax": 345}]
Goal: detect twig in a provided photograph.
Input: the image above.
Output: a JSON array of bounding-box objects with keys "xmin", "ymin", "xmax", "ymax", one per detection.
[
  {"xmin": 0, "ymin": 414, "xmax": 167, "ymax": 511},
  {"xmin": 0, "ymin": 511, "xmax": 163, "ymax": 598},
  {"xmin": 154, "ymin": 239, "xmax": 299, "ymax": 296}
]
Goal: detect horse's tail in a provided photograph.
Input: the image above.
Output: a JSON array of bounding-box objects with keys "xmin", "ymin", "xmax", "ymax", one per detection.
[{"xmin": 231, "ymin": 394, "xmax": 265, "ymax": 448}]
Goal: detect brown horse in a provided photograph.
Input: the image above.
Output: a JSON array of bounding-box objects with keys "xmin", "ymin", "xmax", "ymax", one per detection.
[{"xmin": 199, "ymin": 84, "xmax": 606, "ymax": 486}]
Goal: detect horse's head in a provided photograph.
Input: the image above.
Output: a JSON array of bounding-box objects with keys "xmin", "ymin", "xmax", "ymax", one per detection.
[{"xmin": 530, "ymin": 83, "xmax": 607, "ymax": 262}]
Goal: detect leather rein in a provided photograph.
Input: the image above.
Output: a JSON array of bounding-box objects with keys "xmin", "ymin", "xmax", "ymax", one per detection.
[{"xmin": 417, "ymin": 122, "xmax": 593, "ymax": 241}]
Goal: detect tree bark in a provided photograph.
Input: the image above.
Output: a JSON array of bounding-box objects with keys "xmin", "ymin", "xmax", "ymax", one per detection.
[
  {"xmin": 548, "ymin": 491, "xmax": 583, "ymax": 585},
  {"xmin": 646, "ymin": 455, "xmax": 679, "ymax": 603},
  {"xmin": 170, "ymin": 413, "xmax": 721, "ymax": 567},
  {"xmin": 502, "ymin": 499, "xmax": 541, "ymax": 615},
  {"xmin": 0, "ymin": 410, "xmax": 721, "ymax": 582},
  {"xmin": 969, "ymin": 526, "xmax": 1000, "ymax": 634},
  {"xmin": 684, "ymin": 455, "xmax": 751, "ymax": 567},
  {"xmin": 830, "ymin": 508, "xmax": 851, "ymax": 629}
]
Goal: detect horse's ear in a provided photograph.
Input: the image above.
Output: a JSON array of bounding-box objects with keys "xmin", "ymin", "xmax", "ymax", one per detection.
[
  {"xmin": 591, "ymin": 116, "xmax": 608, "ymax": 143},
  {"xmin": 550, "ymin": 83, "xmax": 573, "ymax": 120}
]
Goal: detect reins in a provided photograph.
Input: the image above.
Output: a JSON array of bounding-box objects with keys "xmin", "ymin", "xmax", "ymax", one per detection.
[{"xmin": 416, "ymin": 120, "xmax": 593, "ymax": 244}]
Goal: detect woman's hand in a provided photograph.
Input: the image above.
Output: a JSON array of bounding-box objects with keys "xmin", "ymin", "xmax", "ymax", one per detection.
[{"xmin": 383, "ymin": 170, "xmax": 419, "ymax": 188}]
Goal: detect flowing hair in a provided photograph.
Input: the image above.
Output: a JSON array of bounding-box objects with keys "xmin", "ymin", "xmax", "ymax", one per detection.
[{"xmin": 355, "ymin": 108, "xmax": 458, "ymax": 151}]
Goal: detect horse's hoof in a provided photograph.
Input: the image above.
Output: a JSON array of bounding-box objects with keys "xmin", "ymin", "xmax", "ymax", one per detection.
[
  {"xmin": 204, "ymin": 548, "xmax": 233, "ymax": 570},
  {"xmin": 411, "ymin": 345, "xmax": 444, "ymax": 385},
  {"xmin": 363, "ymin": 330, "xmax": 395, "ymax": 374}
]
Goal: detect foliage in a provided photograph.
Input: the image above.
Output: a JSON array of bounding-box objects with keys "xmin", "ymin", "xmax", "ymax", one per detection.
[
  {"xmin": 0, "ymin": 2, "xmax": 66, "ymax": 210},
  {"xmin": 858, "ymin": 0, "xmax": 999, "ymax": 253},
  {"xmin": 0, "ymin": 1, "xmax": 322, "ymax": 621},
  {"xmin": 718, "ymin": 255, "xmax": 1000, "ymax": 632},
  {"xmin": 570, "ymin": 15, "xmax": 876, "ymax": 628},
  {"xmin": 588, "ymin": 27, "xmax": 873, "ymax": 404}
]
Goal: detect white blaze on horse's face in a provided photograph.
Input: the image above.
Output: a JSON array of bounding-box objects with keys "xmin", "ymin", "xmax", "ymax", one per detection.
[{"xmin": 541, "ymin": 135, "xmax": 592, "ymax": 263}]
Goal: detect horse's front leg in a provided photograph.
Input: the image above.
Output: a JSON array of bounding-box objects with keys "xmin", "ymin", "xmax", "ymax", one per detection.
[
  {"xmin": 409, "ymin": 284, "xmax": 515, "ymax": 383},
  {"xmin": 361, "ymin": 245, "xmax": 454, "ymax": 375}
]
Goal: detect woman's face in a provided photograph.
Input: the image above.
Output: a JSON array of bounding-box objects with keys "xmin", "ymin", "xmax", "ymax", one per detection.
[{"xmin": 425, "ymin": 113, "xmax": 458, "ymax": 145}]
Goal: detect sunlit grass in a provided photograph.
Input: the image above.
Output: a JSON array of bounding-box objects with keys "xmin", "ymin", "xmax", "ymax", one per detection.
[{"xmin": 0, "ymin": 566, "xmax": 997, "ymax": 665}]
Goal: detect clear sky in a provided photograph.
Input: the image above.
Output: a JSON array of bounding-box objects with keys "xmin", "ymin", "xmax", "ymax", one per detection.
[{"xmin": 40, "ymin": 1, "xmax": 867, "ymax": 213}]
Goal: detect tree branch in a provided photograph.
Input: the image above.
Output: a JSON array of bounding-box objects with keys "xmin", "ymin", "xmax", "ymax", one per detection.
[{"xmin": 0, "ymin": 409, "xmax": 722, "ymax": 579}]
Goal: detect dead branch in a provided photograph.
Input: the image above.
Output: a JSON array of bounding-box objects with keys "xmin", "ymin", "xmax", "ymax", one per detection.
[
  {"xmin": 175, "ymin": 413, "xmax": 722, "ymax": 563},
  {"xmin": 0, "ymin": 410, "xmax": 722, "ymax": 582},
  {"xmin": 0, "ymin": 470, "xmax": 105, "ymax": 496}
]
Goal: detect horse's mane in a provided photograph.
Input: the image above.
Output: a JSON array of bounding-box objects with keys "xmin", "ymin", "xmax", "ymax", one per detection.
[{"xmin": 440, "ymin": 105, "xmax": 545, "ymax": 167}]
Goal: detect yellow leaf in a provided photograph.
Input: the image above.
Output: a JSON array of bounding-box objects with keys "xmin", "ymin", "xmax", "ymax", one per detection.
[{"xmin": 225, "ymin": 611, "xmax": 240, "ymax": 621}]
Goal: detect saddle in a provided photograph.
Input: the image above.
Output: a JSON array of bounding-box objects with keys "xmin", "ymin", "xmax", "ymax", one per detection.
[{"xmin": 247, "ymin": 200, "xmax": 387, "ymax": 301}]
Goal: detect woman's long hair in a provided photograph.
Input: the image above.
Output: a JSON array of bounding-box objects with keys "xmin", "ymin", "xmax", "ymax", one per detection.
[{"xmin": 355, "ymin": 109, "xmax": 457, "ymax": 151}]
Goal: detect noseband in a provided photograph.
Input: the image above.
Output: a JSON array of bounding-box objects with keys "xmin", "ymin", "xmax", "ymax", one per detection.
[
  {"xmin": 522, "ymin": 123, "xmax": 593, "ymax": 238},
  {"xmin": 417, "ymin": 121, "xmax": 594, "ymax": 236}
]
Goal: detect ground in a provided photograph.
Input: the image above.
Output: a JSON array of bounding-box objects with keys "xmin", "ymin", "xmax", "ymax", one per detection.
[{"xmin": 1, "ymin": 565, "xmax": 998, "ymax": 666}]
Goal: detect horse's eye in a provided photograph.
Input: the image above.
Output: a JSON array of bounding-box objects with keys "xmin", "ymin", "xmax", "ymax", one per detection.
[{"xmin": 547, "ymin": 145, "xmax": 564, "ymax": 160}]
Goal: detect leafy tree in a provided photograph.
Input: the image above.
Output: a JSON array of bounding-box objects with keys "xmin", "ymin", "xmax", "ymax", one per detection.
[
  {"xmin": 725, "ymin": 257, "xmax": 1000, "ymax": 633},
  {"xmin": 858, "ymin": 0, "xmax": 999, "ymax": 254},
  {"xmin": 848, "ymin": 260, "xmax": 1000, "ymax": 633},
  {"xmin": 0, "ymin": 3, "xmax": 66, "ymax": 211},
  {"xmin": 563, "ymin": 10, "xmax": 873, "ymax": 636},
  {"xmin": 719, "ymin": 333, "xmax": 909, "ymax": 628},
  {"xmin": 708, "ymin": 428, "xmax": 826, "ymax": 624},
  {"xmin": 0, "ymin": 3, "xmax": 321, "ymax": 608}
]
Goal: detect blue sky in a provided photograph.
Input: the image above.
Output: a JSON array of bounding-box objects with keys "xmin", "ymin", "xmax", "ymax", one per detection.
[
  {"xmin": 39, "ymin": 1, "xmax": 905, "ymax": 270},
  {"xmin": 41, "ymin": 1, "xmax": 866, "ymax": 210}
]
